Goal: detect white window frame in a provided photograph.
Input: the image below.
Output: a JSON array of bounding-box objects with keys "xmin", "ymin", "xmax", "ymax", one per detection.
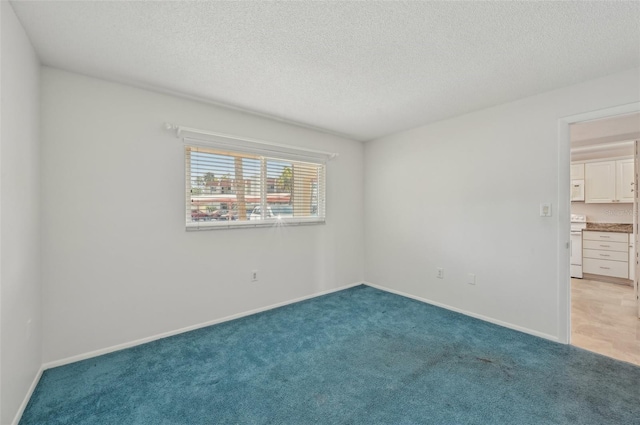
[{"xmin": 170, "ymin": 124, "xmax": 337, "ymax": 231}]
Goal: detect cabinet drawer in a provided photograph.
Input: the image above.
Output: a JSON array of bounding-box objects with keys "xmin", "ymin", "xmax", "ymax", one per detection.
[
  {"xmin": 582, "ymin": 240, "xmax": 629, "ymax": 252},
  {"xmin": 583, "ymin": 258, "xmax": 629, "ymax": 279},
  {"xmin": 582, "ymin": 231, "xmax": 628, "ymax": 243},
  {"xmin": 583, "ymin": 249, "xmax": 629, "ymax": 262},
  {"xmin": 583, "ymin": 240, "xmax": 628, "ymax": 252}
]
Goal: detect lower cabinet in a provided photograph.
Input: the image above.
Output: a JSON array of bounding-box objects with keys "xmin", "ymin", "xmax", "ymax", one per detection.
[{"xmin": 582, "ymin": 231, "xmax": 629, "ymax": 279}]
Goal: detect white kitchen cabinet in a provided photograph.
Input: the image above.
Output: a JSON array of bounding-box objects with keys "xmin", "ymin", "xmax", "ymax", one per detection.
[
  {"xmin": 616, "ymin": 158, "xmax": 635, "ymax": 203},
  {"xmin": 583, "ymin": 257, "xmax": 629, "ymax": 278},
  {"xmin": 585, "ymin": 159, "xmax": 634, "ymax": 203},
  {"xmin": 582, "ymin": 231, "xmax": 628, "ymax": 243},
  {"xmin": 585, "ymin": 161, "xmax": 616, "ymax": 203},
  {"xmin": 582, "ymin": 231, "xmax": 629, "ymax": 279},
  {"xmin": 571, "ymin": 163, "xmax": 585, "ymax": 180}
]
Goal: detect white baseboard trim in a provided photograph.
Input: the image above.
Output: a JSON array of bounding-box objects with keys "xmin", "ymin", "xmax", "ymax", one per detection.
[
  {"xmin": 43, "ymin": 281, "xmax": 364, "ymax": 370},
  {"xmin": 12, "ymin": 365, "xmax": 44, "ymax": 425},
  {"xmin": 363, "ymin": 281, "xmax": 560, "ymax": 343}
]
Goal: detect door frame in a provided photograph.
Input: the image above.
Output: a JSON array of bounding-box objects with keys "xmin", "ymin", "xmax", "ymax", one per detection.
[
  {"xmin": 635, "ymin": 140, "xmax": 639, "ymax": 319},
  {"xmin": 557, "ymin": 101, "xmax": 640, "ymax": 344}
]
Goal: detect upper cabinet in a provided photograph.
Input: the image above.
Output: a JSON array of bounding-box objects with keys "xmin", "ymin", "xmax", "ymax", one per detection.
[
  {"xmin": 585, "ymin": 161, "xmax": 616, "ymax": 203},
  {"xmin": 616, "ymin": 158, "xmax": 634, "ymax": 203},
  {"xmin": 584, "ymin": 158, "xmax": 634, "ymax": 203},
  {"xmin": 571, "ymin": 163, "xmax": 585, "ymax": 180}
]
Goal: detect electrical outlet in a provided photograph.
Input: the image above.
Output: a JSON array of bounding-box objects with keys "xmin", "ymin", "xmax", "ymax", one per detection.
[
  {"xmin": 251, "ymin": 270, "xmax": 258, "ymax": 282},
  {"xmin": 467, "ymin": 273, "xmax": 476, "ymax": 285},
  {"xmin": 436, "ymin": 268, "xmax": 444, "ymax": 279}
]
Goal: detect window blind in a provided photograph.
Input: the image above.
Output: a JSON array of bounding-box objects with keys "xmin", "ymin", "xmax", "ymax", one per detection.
[{"xmin": 186, "ymin": 145, "xmax": 326, "ymax": 230}]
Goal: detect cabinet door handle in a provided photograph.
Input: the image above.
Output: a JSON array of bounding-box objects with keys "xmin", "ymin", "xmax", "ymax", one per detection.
[
  {"xmin": 600, "ymin": 245, "xmax": 610, "ymax": 248},
  {"xmin": 599, "ymin": 266, "xmax": 611, "ymax": 270},
  {"xmin": 599, "ymin": 254, "xmax": 610, "ymax": 257},
  {"xmin": 600, "ymin": 235, "xmax": 610, "ymax": 238}
]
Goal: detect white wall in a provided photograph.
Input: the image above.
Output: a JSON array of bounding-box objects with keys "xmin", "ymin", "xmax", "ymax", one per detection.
[
  {"xmin": 364, "ymin": 68, "xmax": 640, "ymax": 341},
  {"xmin": 0, "ymin": 2, "xmax": 42, "ymax": 424},
  {"xmin": 40, "ymin": 68, "xmax": 364, "ymax": 364},
  {"xmin": 571, "ymin": 202, "xmax": 633, "ymax": 224}
]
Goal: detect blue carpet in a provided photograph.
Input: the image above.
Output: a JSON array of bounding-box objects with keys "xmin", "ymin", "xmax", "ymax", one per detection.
[{"xmin": 20, "ymin": 285, "xmax": 640, "ymax": 424}]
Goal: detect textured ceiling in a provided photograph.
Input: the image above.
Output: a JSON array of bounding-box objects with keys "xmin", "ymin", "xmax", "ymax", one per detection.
[{"xmin": 10, "ymin": 1, "xmax": 640, "ymax": 141}]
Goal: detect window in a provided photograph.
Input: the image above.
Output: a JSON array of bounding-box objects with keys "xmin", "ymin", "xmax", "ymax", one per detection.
[{"xmin": 178, "ymin": 126, "xmax": 332, "ymax": 230}]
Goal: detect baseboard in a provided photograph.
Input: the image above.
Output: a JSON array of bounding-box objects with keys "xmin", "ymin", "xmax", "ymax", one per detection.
[
  {"xmin": 43, "ymin": 281, "xmax": 364, "ymax": 370},
  {"xmin": 11, "ymin": 365, "xmax": 44, "ymax": 425},
  {"xmin": 363, "ymin": 281, "xmax": 560, "ymax": 343}
]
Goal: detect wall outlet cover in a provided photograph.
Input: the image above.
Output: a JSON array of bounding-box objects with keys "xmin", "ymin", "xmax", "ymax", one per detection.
[{"xmin": 467, "ymin": 273, "xmax": 476, "ymax": 285}]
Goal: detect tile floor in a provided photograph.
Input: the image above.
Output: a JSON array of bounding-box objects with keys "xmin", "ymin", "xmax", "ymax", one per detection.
[{"xmin": 571, "ymin": 278, "xmax": 640, "ymax": 366}]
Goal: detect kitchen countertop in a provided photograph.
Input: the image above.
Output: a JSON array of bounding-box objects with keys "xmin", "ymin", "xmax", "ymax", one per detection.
[{"xmin": 585, "ymin": 223, "xmax": 633, "ymax": 233}]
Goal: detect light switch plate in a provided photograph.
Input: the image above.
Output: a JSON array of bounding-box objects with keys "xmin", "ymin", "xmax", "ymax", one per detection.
[{"xmin": 540, "ymin": 203, "xmax": 552, "ymax": 217}]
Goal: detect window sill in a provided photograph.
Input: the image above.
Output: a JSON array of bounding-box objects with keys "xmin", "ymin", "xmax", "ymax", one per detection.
[{"xmin": 185, "ymin": 218, "xmax": 325, "ymax": 231}]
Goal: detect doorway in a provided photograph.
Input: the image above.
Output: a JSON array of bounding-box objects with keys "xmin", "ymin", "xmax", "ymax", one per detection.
[{"xmin": 566, "ymin": 110, "xmax": 640, "ymax": 365}]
